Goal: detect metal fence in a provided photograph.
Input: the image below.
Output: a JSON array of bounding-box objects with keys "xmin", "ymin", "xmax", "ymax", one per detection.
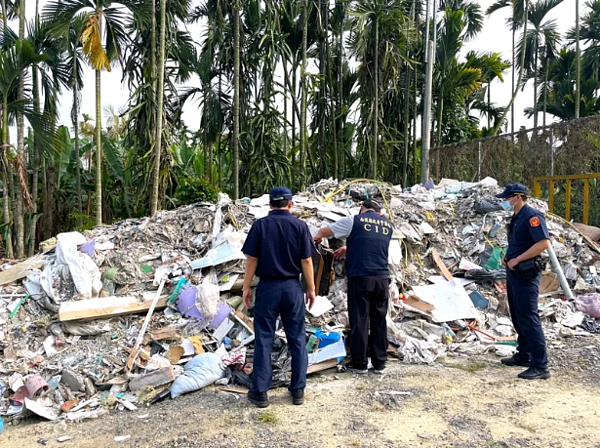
[
  {"xmin": 430, "ymin": 115, "xmax": 600, "ymax": 187},
  {"xmin": 429, "ymin": 115, "xmax": 600, "ymax": 226}
]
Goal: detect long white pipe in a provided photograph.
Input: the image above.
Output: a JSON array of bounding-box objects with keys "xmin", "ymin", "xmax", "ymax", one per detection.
[{"xmin": 546, "ymin": 243, "xmax": 574, "ymax": 301}]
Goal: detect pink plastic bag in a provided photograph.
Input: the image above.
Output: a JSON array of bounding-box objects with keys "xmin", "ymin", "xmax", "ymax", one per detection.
[{"xmin": 575, "ymin": 294, "xmax": 600, "ymax": 318}]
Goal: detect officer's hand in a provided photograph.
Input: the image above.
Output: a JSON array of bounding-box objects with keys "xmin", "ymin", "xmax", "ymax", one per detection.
[
  {"xmin": 507, "ymin": 258, "xmax": 519, "ymax": 270},
  {"xmin": 306, "ymin": 289, "xmax": 316, "ymax": 310},
  {"xmin": 243, "ymin": 288, "xmax": 253, "ymax": 309},
  {"xmin": 314, "ymin": 236, "xmax": 323, "ymax": 244},
  {"xmin": 333, "ymin": 246, "xmax": 347, "ymax": 260}
]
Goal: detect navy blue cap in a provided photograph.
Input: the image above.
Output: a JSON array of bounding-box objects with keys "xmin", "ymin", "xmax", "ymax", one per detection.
[
  {"xmin": 495, "ymin": 183, "xmax": 527, "ymax": 198},
  {"xmin": 269, "ymin": 186, "xmax": 293, "ymax": 201}
]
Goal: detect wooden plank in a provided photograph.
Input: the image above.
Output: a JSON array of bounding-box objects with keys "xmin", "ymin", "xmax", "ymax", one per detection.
[
  {"xmin": 548, "ymin": 180, "xmax": 555, "ymax": 214},
  {"xmin": 0, "ymin": 255, "xmax": 44, "ymax": 285},
  {"xmin": 307, "ymin": 359, "xmax": 339, "ymax": 374},
  {"xmin": 58, "ymin": 295, "xmax": 168, "ymax": 322},
  {"xmin": 431, "ymin": 248, "xmax": 453, "ymax": 281},
  {"xmin": 565, "ymin": 180, "xmax": 571, "ymax": 221},
  {"xmin": 534, "ymin": 173, "xmax": 600, "ymax": 182},
  {"xmin": 584, "ymin": 179, "xmax": 590, "ymax": 225}
]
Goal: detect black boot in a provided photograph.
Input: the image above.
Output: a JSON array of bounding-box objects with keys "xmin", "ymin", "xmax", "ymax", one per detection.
[
  {"xmin": 290, "ymin": 389, "xmax": 304, "ymax": 405},
  {"xmin": 247, "ymin": 391, "xmax": 269, "ymax": 408},
  {"xmin": 501, "ymin": 354, "xmax": 530, "ymax": 367},
  {"xmin": 518, "ymin": 367, "xmax": 550, "ymax": 380}
]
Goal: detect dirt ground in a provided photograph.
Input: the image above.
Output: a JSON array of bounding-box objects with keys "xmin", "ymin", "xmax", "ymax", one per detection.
[{"xmin": 1, "ymin": 336, "xmax": 599, "ymax": 448}]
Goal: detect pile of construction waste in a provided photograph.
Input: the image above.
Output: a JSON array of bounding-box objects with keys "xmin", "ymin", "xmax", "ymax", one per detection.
[{"xmin": 1, "ymin": 177, "xmax": 600, "ymax": 426}]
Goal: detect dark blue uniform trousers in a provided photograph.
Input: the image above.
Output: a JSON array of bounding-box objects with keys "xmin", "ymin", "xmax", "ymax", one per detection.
[
  {"xmin": 251, "ymin": 279, "xmax": 307, "ymax": 393},
  {"xmin": 506, "ymin": 268, "xmax": 548, "ymax": 369}
]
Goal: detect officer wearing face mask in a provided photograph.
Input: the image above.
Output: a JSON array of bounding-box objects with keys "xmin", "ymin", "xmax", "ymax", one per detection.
[{"xmin": 496, "ymin": 183, "xmax": 551, "ymax": 380}]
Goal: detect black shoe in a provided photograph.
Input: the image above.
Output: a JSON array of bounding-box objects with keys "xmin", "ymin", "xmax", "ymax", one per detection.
[
  {"xmin": 501, "ymin": 354, "xmax": 530, "ymax": 367},
  {"xmin": 247, "ymin": 391, "xmax": 269, "ymax": 408},
  {"xmin": 372, "ymin": 367, "xmax": 385, "ymax": 375},
  {"xmin": 346, "ymin": 364, "xmax": 368, "ymax": 375},
  {"xmin": 518, "ymin": 367, "xmax": 551, "ymax": 380},
  {"xmin": 290, "ymin": 389, "xmax": 304, "ymax": 405}
]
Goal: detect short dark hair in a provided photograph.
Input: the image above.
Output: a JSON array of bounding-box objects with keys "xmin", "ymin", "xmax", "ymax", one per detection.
[
  {"xmin": 362, "ymin": 199, "xmax": 381, "ymax": 213},
  {"xmin": 270, "ymin": 199, "xmax": 291, "ymax": 208}
]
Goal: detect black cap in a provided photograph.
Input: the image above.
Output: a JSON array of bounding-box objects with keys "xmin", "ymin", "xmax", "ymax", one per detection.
[
  {"xmin": 269, "ymin": 186, "xmax": 293, "ymax": 201},
  {"xmin": 495, "ymin": 183, "xmax": 527, "ymax": 199}
]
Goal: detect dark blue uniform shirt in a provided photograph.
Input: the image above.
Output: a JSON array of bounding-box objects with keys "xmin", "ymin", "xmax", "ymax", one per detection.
[
  {"xmin": 346, "ymin": 210, "xmax": 393, "ymax": 278},
  {"xmin": 242, "ymin": 210, "xmax": 317, "ymax": 280},
  {"xmin": 505, "ymin": 204, "xmax": 550, "ymax": 261}
]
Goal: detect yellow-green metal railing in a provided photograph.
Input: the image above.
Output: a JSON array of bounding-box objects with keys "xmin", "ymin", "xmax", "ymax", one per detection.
[{"xmin": 533, "ymin": 173, "xmax": 600, "ymax": 225}]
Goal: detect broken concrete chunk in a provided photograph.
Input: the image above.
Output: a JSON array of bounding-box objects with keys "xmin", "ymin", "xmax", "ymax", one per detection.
[{"xmin": 60, "ymin": 369, "xmax": 86, "ymax": 393}]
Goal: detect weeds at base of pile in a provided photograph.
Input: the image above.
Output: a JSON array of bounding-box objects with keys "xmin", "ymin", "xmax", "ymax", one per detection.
[
  {"xmin": 101, "ymin": 394, "xmax": 119, "ymax": 409},
  {"xmin": 256, "ymin": 411, "xmax": 279, "ymax": 424}
]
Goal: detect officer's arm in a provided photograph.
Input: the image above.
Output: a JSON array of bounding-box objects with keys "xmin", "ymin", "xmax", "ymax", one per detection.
[
  {"xmin": 513, "ymin": 239, "xmax": 551, "ymax": 263},
  {"xmin": 301, "ymin": 257, "xmax": 316, "ymax": 309},
  {"xmin": 314, "ymin": 226, "xmax": 333, "ymax": 243},
  {"xmin": 242, "ymin": 256, "xmax": 259, "ymax": 308}
]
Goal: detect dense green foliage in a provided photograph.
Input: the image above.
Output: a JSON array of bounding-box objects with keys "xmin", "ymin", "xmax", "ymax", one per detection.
[{"xmin": 0, "ymin": 0, "xmax": 596, "ymax": 257}]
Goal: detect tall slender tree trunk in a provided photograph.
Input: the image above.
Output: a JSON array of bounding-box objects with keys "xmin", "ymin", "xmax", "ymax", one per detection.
[
  {"xmin": 511, "ymin": 27, "xmax": 515, "ymax": 136},
  {"xmin": 492, "ymin": 0, "xmax": 529, "ymax": 135},
  {"xmin": 233, "ymin": 0, "xmax": 240, "ymax": 199},
  {"xmin": 28, "ymin": 0, "xmax": 42, "ymax": 257},
  {"xmin": 1, "ymin": 99, "xmax": 13, "ymax": 258},
  {"xmin": 402, "ymin": 63, "xmax": 411, "ymax": 186},
  {"xmin": 317, "ymin": 1, "xmax": 326, "ymax": 178},
  {"xmin": 533, "ymin": 35, "xmax": 539, "ymax": 129},
  {"xmin": 72, "ymin": 56, "xmax": 83, "ymax": 219},
  {"xmin": 413, "ymin": 42, "xmax": 418, "ymax": 185},
  {"xmin": 291, "ymin": 62, "xmax": 297, "ymax": 172},
  {"xmin": 338, "ymin": 2, "xmax": 344, "ymax": 178},
  {"xmin": 300, "ymin": 0, "xmax": 309, "ymax": 188},
  {"xmin": 325, "ymin": 2, "xmax": 337, "ymax": 181},
  {"xmin": 15, "ymin": 0, "xmax": 26, "ymax": 258},
  {"xmin": 29, "ymin": 66, "xmax": 40, "ymax": 257},
  {"xmin": 543, "ymin": 61, "xmax": 548, "ymax": 128},
  {"xmin": 217, "ymin": 69, "xmax": 223, "ymax": 189},
  {"xmin": 487, "ymin": 83, "xmax": 491, "ymax": 129},
  {"xmin": 151, "ymin": 0, "xmax": 157, "ymax": 123},
  {"xmin": 95, "ymin": 69, "xmax": 103, "ymax": 225},
  {"xmin": 575, "ymin": 0, "xmax": 581, "ymax": 119},
  {"xmin": 151, "ymin": 0, "xmax": 167, "ymax": 214},
  {"xmin": 372, "ymin": 17, "xmax": 379, "ymax": 179},
  {"xmin": 3, "ymin": 172, "xmax": 12, "ymax": 258}
]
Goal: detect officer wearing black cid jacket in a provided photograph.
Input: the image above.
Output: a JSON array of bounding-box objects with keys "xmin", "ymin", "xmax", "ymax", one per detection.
[
  {"xmin": 497, "ymin": 183, "xmax": 551, "ymax": 380},
  {"xmin": 241, "ymin": 187, "xmax": 317, "ymax": 408},
  {"xmin": 314, "ymin": 199, "xmax": 393, "ymax": 375}
]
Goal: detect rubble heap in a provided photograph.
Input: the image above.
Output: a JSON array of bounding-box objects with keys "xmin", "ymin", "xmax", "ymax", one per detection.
[{"xmin": 1, "ymin": 177, "xmax": 600, "ymax": 426}]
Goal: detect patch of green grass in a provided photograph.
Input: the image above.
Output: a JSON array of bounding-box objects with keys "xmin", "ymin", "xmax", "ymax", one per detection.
[
  {"xmin": 487, "ymin": 442, "xmax": 502, "ymax": 447},
  {"xmin": 256, "ymin": 411, "xmax": 279, "ymax": 424},
  {"xmin": 448, "ymin": 362, "xmax": 488, "ymax": 373},
  {"xmin": 355, "ymin": 385, "xmax": 367, "ymax": 391}
]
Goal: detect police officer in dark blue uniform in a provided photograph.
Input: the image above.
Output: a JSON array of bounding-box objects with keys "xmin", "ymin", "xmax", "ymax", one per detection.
[
  {"xmin": 242, "ymin": 187, "xmax": 317, "ymax": 408},
  {"xmin": 314, "ymin": 199, "xmax": 393, "ymax": 374},
  {"xmin": 496, "ymin": 183, "xmax": 551, "ymax": 380}
]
